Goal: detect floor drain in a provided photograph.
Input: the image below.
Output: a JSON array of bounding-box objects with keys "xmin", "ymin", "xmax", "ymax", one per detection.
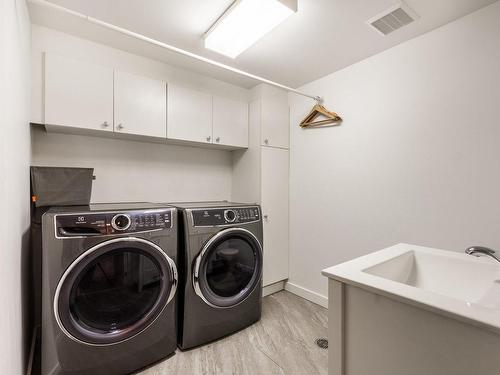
[{"xmin": 315, "ymin": 338, "xmax": 328, "ymax": 349}]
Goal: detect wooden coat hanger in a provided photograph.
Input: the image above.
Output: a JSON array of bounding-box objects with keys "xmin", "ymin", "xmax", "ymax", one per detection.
[{"xmin": 300, "ymin": 103, "xmax": 342, "ymax": 128}]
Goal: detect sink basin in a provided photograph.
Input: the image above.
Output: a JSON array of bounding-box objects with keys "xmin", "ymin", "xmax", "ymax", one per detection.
[
  {"xmin": 322, "ymin": 243, "xmax": 500, "ymax": 332},
  {"xmin": 363, "ymin": 250, "xmax": 500, "ymax": 308}
]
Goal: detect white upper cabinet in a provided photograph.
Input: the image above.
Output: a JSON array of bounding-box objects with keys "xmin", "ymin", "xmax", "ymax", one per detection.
[
  {"xmin": 167, "ymin": 84, "xmax": 213, "ymax": 144},
  {"xmin": 213, "ymin": 96, "xmax": 248, "ymax": 148},
  {"xmin": 45, "ymin": 53, "xmax": 113, "ymax": 131},
  {"xmin": 114, "ymin": 70, "xmax": 166, "ymax": 138},
  {"xmin": 260, "ymin": 86, "xmax": 289, "ymax": 149},
  {"xmin": 43, "ymin": 54, "xmax": 248, "ymax": 149}
]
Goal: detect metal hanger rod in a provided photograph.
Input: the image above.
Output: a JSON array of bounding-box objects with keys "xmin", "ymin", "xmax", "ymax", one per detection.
[{"xmin": 29, "ymin": 0, "xmax": 323, "ymax": 103}]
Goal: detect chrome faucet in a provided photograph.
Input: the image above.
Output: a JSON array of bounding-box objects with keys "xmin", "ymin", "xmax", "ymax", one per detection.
[{"xmin": 465, "ymin": 246, "xmax": 500, "ymax": 263}]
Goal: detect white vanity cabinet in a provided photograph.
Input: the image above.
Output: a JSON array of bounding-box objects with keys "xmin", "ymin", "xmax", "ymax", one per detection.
[
  {"xmin": 114, "ymin": 70, "xmax": 166, "ymax": 138},
  {"xmin": 45, "ymin": 53, "xmax": 113, "ymax": 132},
  {"xmin": 166, "ymin": 84, "xmax": 213, "ymax": 144},
  {"xmin": 213, "ymin": 96, "xmax": 248, "ymax": 148}
]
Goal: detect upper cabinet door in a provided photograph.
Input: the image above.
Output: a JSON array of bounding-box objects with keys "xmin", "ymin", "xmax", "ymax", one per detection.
[
  {"xmin": 167, "ymin": 84, "xmax": 212, "ymax": 144},
  {"xmin": 260, "ymin": 86, "xmax": 289, "ymax": 149},
  {"xmin": 45, "ymin": 53, "xmax": 113, "ymax": 131},
  {"xmin": 213, "ymin": 96, "xmax": 248, "ymax": 148},
  {"xmin": 114, "ymin": 70, "xmax": 166, "ymax": 138}
]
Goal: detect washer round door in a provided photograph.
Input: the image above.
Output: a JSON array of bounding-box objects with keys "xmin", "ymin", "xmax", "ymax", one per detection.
[
  {"xmin": 193, "ymin": 228, "xmax": 263, "ymax": 308},
  {"xmin": 54, "ymin": 237, "xmax": 177, "ymax": 346}
]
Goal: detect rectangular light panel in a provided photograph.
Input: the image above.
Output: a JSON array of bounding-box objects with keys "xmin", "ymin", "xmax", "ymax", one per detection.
[{"xmin": 204, "ymin": 0, "xmax": 297, "ymax": 58}]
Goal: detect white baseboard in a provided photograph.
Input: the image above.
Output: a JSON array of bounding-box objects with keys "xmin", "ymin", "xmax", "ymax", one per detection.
[
  {"xmin": 284, "ymin": 281, "xmax": 328, "ymax": 308},
  {"xmin": 262, "ymin": 280, "xmax": 285, "ymax": 297}
]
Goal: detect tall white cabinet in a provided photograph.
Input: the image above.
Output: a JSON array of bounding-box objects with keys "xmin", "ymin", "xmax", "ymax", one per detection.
[
  {"xmin": 232, "ymin": 84, "xmax": 290, "ymax": 287},
  {"xmin": 260, "ymin": 87, "xmax": 290, "ymax": 149},
  {"xmin": 261, "ymin": 146, "xmax": 289, "ymax": 285}
]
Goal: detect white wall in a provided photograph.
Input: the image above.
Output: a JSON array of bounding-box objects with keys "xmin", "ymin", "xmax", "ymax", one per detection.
[
  {"xmin": 289, "ymin": 2, "xmax": 500, "ymax": 300},
  {"xmin": 31, "ymin": 127, "xmax": 232, "ymax": 203},
  {"xmin": 0, "ymin": 0, "xmax": 31, "ymax": 373},
  {"xmin": 31, "ymin": 25, "xmax": 251, "ymax": 203}
]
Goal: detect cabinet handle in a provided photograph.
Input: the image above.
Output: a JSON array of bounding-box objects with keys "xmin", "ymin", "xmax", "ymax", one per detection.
[
  {"xmin": 102, "ymin": 121, "xmax": 109, "ymax": 128},
  {"xmin": 264, "ymin": 139, "xmax": 269, "ymax": 145},
  {"xmin": 117, "ymin": 124, "xmax": 124, "ymax": 130},
  {"xmin": 216, "ymin": 137, "xmax": 220, "ymax": 143},
  {"xmin": 206, "ymin": 136, "xmax": 211, "ymax": 142}
]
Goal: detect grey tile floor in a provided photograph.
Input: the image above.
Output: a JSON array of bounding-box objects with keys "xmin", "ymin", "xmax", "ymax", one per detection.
[{"xmin": 139, "ymin": 291, "xmax": 328, "ymax": 375}]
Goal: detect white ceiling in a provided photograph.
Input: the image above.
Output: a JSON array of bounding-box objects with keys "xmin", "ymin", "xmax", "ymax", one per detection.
[{"xmin": 29, "ymin": 0, "xmax": 498, "ymax": 88}]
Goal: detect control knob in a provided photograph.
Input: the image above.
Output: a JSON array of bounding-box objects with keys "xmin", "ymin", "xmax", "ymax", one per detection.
[
  {"xmin": 224, "ymin": 209, "xmax": 237, "ymax": 223},
  {"xmin": 111, "ymin": 214, "xmax": 131, "ymax": 231}
]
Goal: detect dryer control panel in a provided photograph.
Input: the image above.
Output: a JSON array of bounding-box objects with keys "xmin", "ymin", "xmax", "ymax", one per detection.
[
  {"xmin": 55, "ymin": 209, "xmax": 172, "ymax": 238},
  {"xmin": 192, "ymin": 206, "xmax": 260, "ymax": 227}
]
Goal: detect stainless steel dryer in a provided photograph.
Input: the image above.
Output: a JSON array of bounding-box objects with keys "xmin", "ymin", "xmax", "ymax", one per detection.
[
  {"xmin": 41, "ymin": 203, "xmax": 178, "ymax": 375},
  {"xmin": 173, "ymin": 202, "xmax": 263, "ymax": 350}
]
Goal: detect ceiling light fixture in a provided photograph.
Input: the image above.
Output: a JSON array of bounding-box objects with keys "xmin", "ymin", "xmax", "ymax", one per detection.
[{"xmin": 204, "ymin": 0, "xmax": 297, "ymax": 59}]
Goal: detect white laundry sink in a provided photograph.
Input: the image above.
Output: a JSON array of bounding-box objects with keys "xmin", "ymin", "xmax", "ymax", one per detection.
[
  {"xmin": 364, "ymin": 249, "xmax": 500, "ymax": 309},
  {"xmin": 322, "ymin": 243, "xmax": 500, "ymax": 332},
  {"xmin": 322, "ymin": 244, "xmax": 500, "ymax": 375}
]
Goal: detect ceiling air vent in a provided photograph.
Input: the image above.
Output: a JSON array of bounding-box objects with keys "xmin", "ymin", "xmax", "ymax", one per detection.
[{"xmin": 367, "ymin": 1, "xmax": 419, "ymax": 36}]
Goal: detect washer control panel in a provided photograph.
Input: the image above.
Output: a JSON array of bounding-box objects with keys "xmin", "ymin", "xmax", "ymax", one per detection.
[
  {"xmin": 55, "ymin": 209, "xmax": 172, "ymax": 238},
  {"xmin": 192, "ymin": 206, "xmax": 260, "ymax": 227}
]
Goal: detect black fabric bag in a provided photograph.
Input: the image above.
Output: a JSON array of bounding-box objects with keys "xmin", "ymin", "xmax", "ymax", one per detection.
[{"xmin": 30, "ymin": 166, "xmax": 94, "ymax": 207}]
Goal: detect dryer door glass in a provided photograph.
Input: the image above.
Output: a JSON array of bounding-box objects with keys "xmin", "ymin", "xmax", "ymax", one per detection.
[
  {"xmin": 56, "ymin": 238, "xmax": 176, "ymax": 345},
  {"xmin": 196, "ymin": 228, "xmax": 263, "ymax": 308},
  {"xmin": 206, "ymin": 238, "xmax": 255, "ymax": 297},
  {"xmin": 70, "ymin": 249, "xmax": 160, "ymax": 331}
]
